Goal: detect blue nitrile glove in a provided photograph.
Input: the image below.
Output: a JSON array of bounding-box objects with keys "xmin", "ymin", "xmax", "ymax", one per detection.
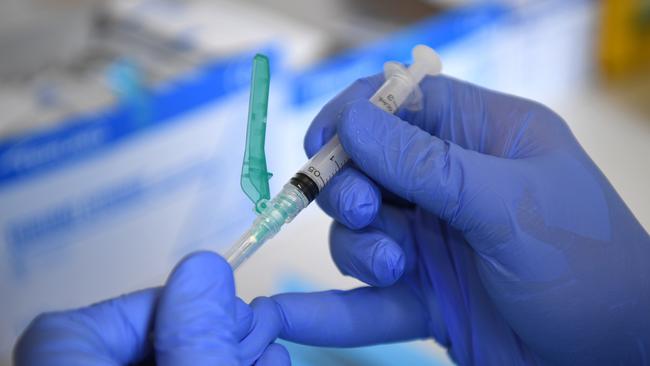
[
  {"xmin": 14, "ymin": 251, "xmax": 290, "ymax": 366},
  {"xmin": 246, "ymin": 74, "xmax": 650, "ymax": 365}
]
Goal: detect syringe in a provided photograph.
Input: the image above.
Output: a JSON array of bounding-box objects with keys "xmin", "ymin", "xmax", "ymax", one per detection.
[{"xmin": 226, "ymin": 45, "xmax": 442, "ymax": 269}]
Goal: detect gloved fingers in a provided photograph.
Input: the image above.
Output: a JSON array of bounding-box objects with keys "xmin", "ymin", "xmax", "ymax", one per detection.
[
  {"xmin": 235, "ymin": 297, "xmax": 254, "ymax": 341},
  {"xmin": 330, "ymin": 222, "xmax": 405, "ymax": 287},
  {"xmin": 304, "ymin": 73, "xmax": 384, "ymax": 157},
  {"xmin": 399, "ymin": 75, "xmax": 542, "ymax": 153},
  {"xmin": 254, "ymin": 343, "xmax": 291, "ymax": 366},
  {"xmin": 337, "ymin": 99, "xmax": 518, "ymax": 248},
  {"xmin": 303, "ymin": 73, "xmax": 406, "ymax": 227},
  {"xmin": 316, "ymin": 163, "xmax": 415, "ymax": 231},
  {"xmin": 14, "ymin": 288, "xmax": 160, "ymax": 366},
  {"xmin": 315, "ymin": 167, "xmax": 381, "ymax": 230},
  {"xmin": 329, "ymin": 204, "xmax": 417, "ymax": 286},
  {"xmin": 397, "ymin": 75, "xmax": 485, "ymax": 138},
  {"xmin": 259, "ymin": 283, "xmax": 430, "ymax": 347},
  {"xmin": 239, "ymin": 296, "xmax": 284, "ymax": 365},
  {"xmin": 305, "ymin": 74, "xmax": 505, "ymax": 158},
  {"xmin": 306, "ymin": 73, "xmax": 544, "ymax": 160},
  {"xmin": 14, "ymin": 253, "xmax": 254, "ymax": 366},
  {"xmin": 154, "ymin": 251, "xmax": 239, "ymax": 366}
]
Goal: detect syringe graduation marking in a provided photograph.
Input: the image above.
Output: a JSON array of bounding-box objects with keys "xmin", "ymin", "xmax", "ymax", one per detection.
[{"xmin": 374, "ymin": 93, "xmax": 397, "ymax": 112}]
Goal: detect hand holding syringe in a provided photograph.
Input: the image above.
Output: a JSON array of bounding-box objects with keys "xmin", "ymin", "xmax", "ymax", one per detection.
[{"xmin": 226, "ymin": 45, "xmax": 442, "ymax": 269}]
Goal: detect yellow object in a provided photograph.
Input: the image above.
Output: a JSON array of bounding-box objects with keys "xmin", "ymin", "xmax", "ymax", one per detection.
[{"xmin": 599, "ymin": 0, "xmax": 650, "ymax": 78}]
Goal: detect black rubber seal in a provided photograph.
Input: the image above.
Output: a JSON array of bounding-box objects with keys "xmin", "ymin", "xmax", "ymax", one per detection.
[{"xmin": 290, "ymin": 172, "xmax": 319, "ymax": 202}]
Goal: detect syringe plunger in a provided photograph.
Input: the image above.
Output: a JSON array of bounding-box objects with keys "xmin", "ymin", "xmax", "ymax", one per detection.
[{"xmin": 408, "ymin": 45, "xmax": 443, "ymax": 83}]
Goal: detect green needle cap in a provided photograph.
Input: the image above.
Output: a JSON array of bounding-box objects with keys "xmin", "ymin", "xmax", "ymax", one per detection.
[{"xmin": 241, "ymin": 54, "xmax": 272, "ymax": 213}]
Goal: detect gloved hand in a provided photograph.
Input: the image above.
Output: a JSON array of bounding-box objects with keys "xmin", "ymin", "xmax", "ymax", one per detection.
[
  {"xmin": 14, "ymin": 251, "xmax": 289, "ymax": 366},
  {"xmin": 248, "ymin": 74, "xmax": 650, "ymax": 365}
]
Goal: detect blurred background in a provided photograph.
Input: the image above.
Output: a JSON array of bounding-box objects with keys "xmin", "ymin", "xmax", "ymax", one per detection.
[{"xmin": 0, "ymin": 0, "xmax": 648, "ymax": 364}]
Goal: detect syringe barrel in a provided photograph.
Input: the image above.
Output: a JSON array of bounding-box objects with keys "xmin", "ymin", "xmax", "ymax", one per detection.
[
  {"xmin": 295, "ymin": 135, "xmax": 348, "ymax": 192},
  {"xmin": 295, "ymin": 68, "xmax": 417, "ymax": 195},
  {"xmin": 369, "ymin": 71, "xmax": 417, "ymax": 114}
]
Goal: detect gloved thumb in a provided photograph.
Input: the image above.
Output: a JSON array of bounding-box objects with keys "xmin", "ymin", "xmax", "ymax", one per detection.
[
  {"xmin": 337, "ymin": 99, "xmax": 520, "ymax": 248},
  {"xmin": 154, "ymin": 251, "xmax": 239, "ymax": 366}
]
